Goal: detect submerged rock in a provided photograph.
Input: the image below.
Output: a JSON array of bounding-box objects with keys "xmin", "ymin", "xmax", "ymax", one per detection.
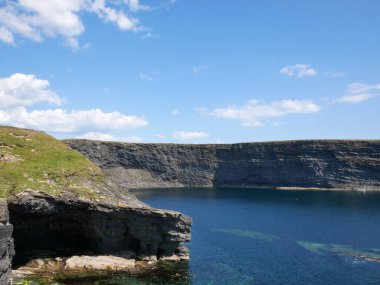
[{"xmin": 297, "ymin": 241, "xmax": 380, "ymax": 263}]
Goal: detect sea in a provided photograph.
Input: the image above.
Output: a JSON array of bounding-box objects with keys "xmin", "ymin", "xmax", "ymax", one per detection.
[{"xmin": 25, "ymin": 187, "xmax": 380, "ymax": 285}]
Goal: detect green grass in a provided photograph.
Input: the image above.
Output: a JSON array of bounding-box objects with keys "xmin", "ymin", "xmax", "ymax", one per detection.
[{"xmin": 0, "ymin": 125, "xmax": 107, "ymax": 199}]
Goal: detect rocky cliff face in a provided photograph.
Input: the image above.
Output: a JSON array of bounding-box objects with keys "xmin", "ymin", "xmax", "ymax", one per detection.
[
  {"xmin": 0, "ymin": 200, "xmax": 14, "ymax": 285},
  {"xmin": 65, "ymin": 140, "xmax": 380, "ymax": 190},
  {"xmin": 0, "ymin": 126, "xmax": 192, "ymax": 277},
  {"xmin": 8, "ymin": 190, "xmax": 191, "ymax": 267}
]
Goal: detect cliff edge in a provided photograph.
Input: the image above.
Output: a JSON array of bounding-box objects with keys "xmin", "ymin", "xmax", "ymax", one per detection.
[
  {"xmin": 0, "ymin": 126, "xmax": 191, "ymax": 284},
  {"xmin": 0, "ymin": 200, "xmax": 14, "ymax": 285},
  {"xmin": 64, "ymin": 140, "xmax": 380, "ymax": 191}
]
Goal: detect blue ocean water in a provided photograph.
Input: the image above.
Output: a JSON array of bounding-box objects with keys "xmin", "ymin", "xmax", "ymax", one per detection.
[
  {"xmin": 25, "ymin": 188, "xmax": 380, "ymax": 285},
  {"xmin": 131, "ymin": 188, "xmax": 380, "ymax": 285}
]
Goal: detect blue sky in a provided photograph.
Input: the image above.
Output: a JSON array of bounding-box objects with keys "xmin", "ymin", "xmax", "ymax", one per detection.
[{"xmin": 0, "ymin": 0, "xmax": 379, "ymax": 143}]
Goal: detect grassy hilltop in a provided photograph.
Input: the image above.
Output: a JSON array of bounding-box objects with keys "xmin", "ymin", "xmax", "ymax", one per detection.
[{"xmin": 0, "ymin": 126, "xmax": 107, "ymax": 199}]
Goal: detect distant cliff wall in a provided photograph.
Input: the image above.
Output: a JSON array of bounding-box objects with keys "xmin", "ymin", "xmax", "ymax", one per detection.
[
  {"xmin": 64, "ymin": 140, "xmax": 380, "ymax": 190},
  {"xmin": 0, "ymin": 199, "xmax": 14, "ymax": 285}
]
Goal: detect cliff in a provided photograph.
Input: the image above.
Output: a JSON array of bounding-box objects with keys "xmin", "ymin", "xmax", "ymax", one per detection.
[
  {"xmin": 64, "ymin": 140, "xmax": 380, "ymax": 190},
  {"xmin": 0, "ymin": 200, "xmax": 14, "ymax": 285},
  {"xmin": 0, "ymin": 126, "xmax": 191, "ymax": 283},
  {"xmin": 9, "ymin": 190, "xmax": 190, "ymax": 266}
]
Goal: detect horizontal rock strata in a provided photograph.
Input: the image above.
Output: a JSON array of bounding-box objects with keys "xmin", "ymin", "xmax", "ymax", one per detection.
[
  {"xmin": 0, "ymin": 199, "xmax": 14, "ymax": 285},
  {"xmin": 65, "ymin": 140, "xmax": 380, "ymax": 190},
  {"xmin": 8, "ymin": 190, "xmax": 191, "ymax": 267}
]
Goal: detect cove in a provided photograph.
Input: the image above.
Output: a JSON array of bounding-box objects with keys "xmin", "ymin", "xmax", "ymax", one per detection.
[
  {"xmin": 131, "ymin": 188, "xmax": 380, "ymax": 285},
  {"xmin": 23, "ymin": 187, "xmax": 380, "ymax": 284}
]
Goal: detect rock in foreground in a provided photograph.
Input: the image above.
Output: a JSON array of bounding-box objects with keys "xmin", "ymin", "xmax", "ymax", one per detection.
[
  {"xmin": 8, "ymin": 190, "xmax": 191, "ymax": 267},
  {"xmin": 0, "ymin": 200, "xmax": 14, "ymax": 285}
]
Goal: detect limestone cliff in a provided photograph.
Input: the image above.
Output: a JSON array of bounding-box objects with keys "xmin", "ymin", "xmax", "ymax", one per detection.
[
  {"xmin": 9, "ymin": 190, "xmax": 190, "ymax": 266},
  {"xmin": 0, "ymin": 126, "xmax": 192, "ymax": 284},
  {"xmin": 64, "ymin": 140, "xmax": 380, "ymax": 190},
  {"xmin": 0, "ymin": 200, "xmax": 14, "ymax": 285}
]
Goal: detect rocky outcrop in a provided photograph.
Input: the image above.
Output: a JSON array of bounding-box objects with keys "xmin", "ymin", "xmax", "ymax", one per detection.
[
  {"xmin": 65, "ymin": 140, "xmax": 380, "ymax": 190},
  {"xmin": 0, "ymin": 126, "xmax": 193, "ymax": 282},
  {"xmin": 8, "ymin": 190, "xmax": 191, "ymax": 267},
  {"xmin": 0, "ymin": 199, "xmax": 14, "ymax": 285}
]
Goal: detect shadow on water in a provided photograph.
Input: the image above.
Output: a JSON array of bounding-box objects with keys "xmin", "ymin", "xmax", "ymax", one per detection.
[
  {"xmin": 131, "ymin": 187, "xmax": 380, "ymax": 209},
  {"xmin": 21, "ymin": 188, "xmax": 380, "ymax": 285},
  {"xmin": 20, "ymin": 261, "xmax": 191, "ymax": 285}
]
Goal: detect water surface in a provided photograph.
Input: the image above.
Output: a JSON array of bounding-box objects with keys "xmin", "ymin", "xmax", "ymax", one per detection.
[
  {"xmin": 25, "ymin": 188, "xmax": 380, "ymax": 284},
  {"xmin": 131, "ymin": 188, "xmax": 380, "ymax": 285}
]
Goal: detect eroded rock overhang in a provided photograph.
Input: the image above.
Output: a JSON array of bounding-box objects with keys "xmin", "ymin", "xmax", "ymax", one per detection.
[{"xmin": 7, "ymin": 190, "xmax": 192, "ymax": 268}]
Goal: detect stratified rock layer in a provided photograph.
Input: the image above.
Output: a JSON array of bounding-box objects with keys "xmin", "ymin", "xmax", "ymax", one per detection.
[
  {"xmin": 0, "ymin": 199, "xmax": 14, "ymax": 285},
  {"xmin": 8, "ymin": 191, "xmax": 191, "ymax": 266},
  {"xmin": 65, "ymin": 140, "xmax": 380, "ymax": 190}
]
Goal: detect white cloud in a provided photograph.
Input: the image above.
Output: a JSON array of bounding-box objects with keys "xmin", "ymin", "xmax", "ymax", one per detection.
[
  {"xmin": 0, "ymin": 26, "xmax": 14, "ymax": 44},
  {"xmin": 337, "ymin": 82, "xmax": 380, "ymax": 103},
  {"xmin": 0, "ymin": 73, "xmax": 63, "ymax": 107},
  {"xmin": 325, "ymin": 71, "xmax": 345, "ymax": 78},
  {"xmin": 192, "ymin": 65, "xmax": 208, "ymax": 75},
  {"xmin": 0, "ymin": 107, "xmax": 148, "ymax": 133},
  {"xmin": 0, "ymin": 73, "xmax": 148, "ymax": 136},
  {"xmin": 90, "ymin": 1, "xmax": 140, "ymax": 32},
  {"xmin": 78, "ymin": 131, "xmax": 143, "ymax": 142},
  {"xmin": 0, "ymin": 0, "xmax": 152, "ymax": 48},
  {"xmin": 124, "ymin": 0, "xmax": 150, "ymax": 12},
  {"xmin": 139, "ymin": 73, "xmax": 153, "ymax": 81},
  {"xmin": 280, "ymin": 64, "xmax": 317, "ymax": 78},
  {"xmin": 207, "ymin": 99, "xmax": 321, "ymax": 126},
  {"xmin": 141, "ymin": 32, "xmax": 159, "ymax": 39},
  {"xmin": 172, "ymin": 131, "xmax": 209, "ymax": 141},
  {"xmin": 171, "ymin": 109, "xmax": 179, "ymax": 115}
]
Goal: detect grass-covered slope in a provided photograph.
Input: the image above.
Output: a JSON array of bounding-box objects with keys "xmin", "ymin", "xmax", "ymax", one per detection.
[{"xmin": 0, "ymin": 126, "xmax": 107, "ymax": 198}]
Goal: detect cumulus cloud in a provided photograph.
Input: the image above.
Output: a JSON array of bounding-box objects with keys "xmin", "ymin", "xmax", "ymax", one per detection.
[
  {"xmin": 124, "ymin": 0, "xmax": 150, "ymax": 12},
  {"xmin": 0, "ymin": 0, "xmax": 152, "ymax": 48},
  {"xmin": 172, "ymin": 131, "xmax": 209, "ymax": 141},
  {"xmin": 0, "ymin": 26, "xmax": 14, "ymax": 44},
  {"xmin": 78, "ymin": 131, "xmax": 143, "ymax": 142},
  {"xmin": 0, "ymin": 107, "xmax": 148, "ymax": 133},
  {"xmin": 0, "ymin": 73, "xmax": 148, "ymax": 135},
  {"xmin": 280, "ymin": 64, "xmax": 317, "ymax": 78},
  {"xmin": 0, "ymin": 73, "xmax": 63, "ymax": 107},
  {"xmin": 206, "ymin": 99, "xmax": 321, "ymax": 126},
  {"xmin": 337, "ymin": 82, "xmax": 380, "ymax": 103}
]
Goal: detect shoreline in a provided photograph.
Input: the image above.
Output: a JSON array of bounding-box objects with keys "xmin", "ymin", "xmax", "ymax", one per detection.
[{"xmin": 128, "ymin": 185, "xmax": 380, "ymax": 192}]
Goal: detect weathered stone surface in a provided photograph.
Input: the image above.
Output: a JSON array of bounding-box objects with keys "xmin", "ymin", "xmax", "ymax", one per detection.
[
  {"xmin": 0, "ymin": 199, "xmax": 14, "ymax": 285},
  {"xmin": 12, "ymin": 255, "xmax": 136, "ymax": 282},
  {"xmin": 64, "ymin": 140, "xmax": 218, "ymax": 188},
  {"xmin": 65, "ymin": 255, "xmax": 135, "ymax": 271},
  {"xmin": 8, "ymin": 190, "xmax": 191, "ymax": 267},
  {"xmin": 64, "ymin": 140, "xmax": 380, "ymax": 190}
]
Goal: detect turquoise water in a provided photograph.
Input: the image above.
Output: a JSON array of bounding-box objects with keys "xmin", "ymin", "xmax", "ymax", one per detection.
[
  {"xmin": 131, "ymin": 188, "xmax": 380, "ymax": 285},
  {"xmin": 24, "ymin": 188, "xmax": 380, "ymax": 285}
]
